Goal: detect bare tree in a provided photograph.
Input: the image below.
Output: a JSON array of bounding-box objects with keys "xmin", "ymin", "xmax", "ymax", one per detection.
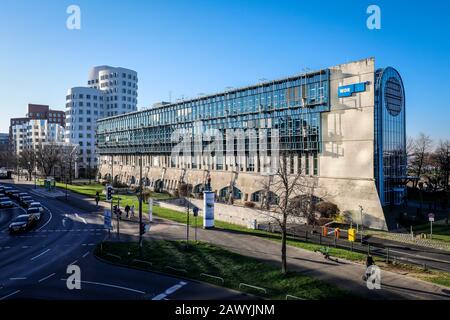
[
  {"xmin": 410, "ymin": 133, "xmax": 433, "ymax": 188},
  {"xmin": 0, "ymin": 150, "xmax": 17, "ymax": 169},
  {"xmin": 435, "ymin": 140, "xmax": 450, "ymax": 192},
  {"xmin": 35, "ymin": 142, "xmax": 64, "ymax": 177},
  {"xmin": 260, "ymin": 152, "xmax": 320, "ymax": 274},
  {"xmin": 18, "ymin": 148, "xmax": 37, "ymax": 180}
]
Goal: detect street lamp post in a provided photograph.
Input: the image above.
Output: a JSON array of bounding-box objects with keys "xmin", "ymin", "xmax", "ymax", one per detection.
[
  {"xmin": 359, "ymin": 205, "xmax": 364, "ymax": 245},
  {"xmin": 138, "ymin": 153, "xmax": 143, "ymax": 257}
]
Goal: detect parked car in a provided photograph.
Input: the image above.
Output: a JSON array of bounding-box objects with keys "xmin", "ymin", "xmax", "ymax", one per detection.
[
  {"xmin": 5, "ymin": 188, "xmax": 18, "ymax": 197},
  {"xmin": 21, "ymin": 198, "xmax": 34, "ymax": 208},
  {"xmin": 28, "ymin": 202, "xmax": 44, "ymax": 213},
  {"xmin": 9, "ymin": 191, "xmax": 22, "ymax": 199},
  {"xmin": 8, "ymin": 214, "xmax": 37, "ymax": 233},
  {"xmin": 27, "ymin": 207, "xmax": 42, "ymax": 220},
  {"xmin": 0, "ymin": 197, "xmax": 14, "ymax": 208},
  {"xmin": 17, "ymin": 192, "xmax": 28, "ymax": 199},
  {"xmin": 19, "ymin": 195, "xmax": 33, "ymax": 206}
]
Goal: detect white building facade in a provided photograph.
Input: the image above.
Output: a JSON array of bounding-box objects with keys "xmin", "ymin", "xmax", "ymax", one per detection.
[
  {"xmin": 11, "ymin": 119, "xmax": 65, "ymax": 155},
  {"xmin": 65, "ymin": 66, "xmax": 138, "ymax": 175}
]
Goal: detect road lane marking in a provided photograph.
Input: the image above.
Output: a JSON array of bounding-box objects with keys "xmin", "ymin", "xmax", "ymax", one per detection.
[
  {"xmin": 82, "ymin": 252, "xmax": 90, "ymax": 258},
  {"xmin": 60, "ymin": 279, "xmax": 146, "ymax": 294},
  {"xmin": 75, "ymin": 213, "xmax": 87, "ymax": 224},
  {"xmin": 21, "ymin": 246, "xmax": 32, "ymax": 249},
  {"xmin": 152, "ymin": 281, "xmax": 187, "ymax": 300},
  {"xmin": 38, "ymin": 273, "xmax": 56, "ymax": 283},
  {"xmin": 37, "ymin": 206, "xmax": 52, "ymax": 231},
  {"xmin": 9, "ymin": 277, "xmax": 26, "ymax": 280},
  {"xmin": 30, "ymin": 248, "xmax": 51, "ymax": 261},
  {"xmin": 0, "ymin": 290, "xmax": 21, "ymax": 300},
  {"xmin": 69, "ymin": 260, "xmax": 78, "ymax": 265}
]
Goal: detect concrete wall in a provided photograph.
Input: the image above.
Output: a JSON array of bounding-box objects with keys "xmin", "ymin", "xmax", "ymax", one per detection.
[{"xmin": 159, "ymin": 198, "xmax": 306, "ymax": 228}]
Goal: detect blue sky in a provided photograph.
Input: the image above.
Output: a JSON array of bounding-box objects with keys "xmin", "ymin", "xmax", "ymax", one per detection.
[{"xmin": 0, "ymin": 0, "xmax": 449, "ymax": 140}]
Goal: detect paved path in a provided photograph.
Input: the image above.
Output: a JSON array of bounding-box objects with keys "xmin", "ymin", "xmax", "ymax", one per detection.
[{"xmin": 25, "ymin": 182, "xmax": 450, "ymax": 300}]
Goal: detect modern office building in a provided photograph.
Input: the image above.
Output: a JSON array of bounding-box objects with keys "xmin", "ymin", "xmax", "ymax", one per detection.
[
  {"xmin": 11, "ymin": 118, "xmax": 66, "ymax": 154},
  {"xmin": 9, "ymin": 104, "xmax": 66, "ymax": 155},
  {"xmin": 0, "ymin": 133, "xmax": 9, "ymax": 152},
  {"xmin": 65, "ymin": 66, "xmax": 138, "ymax": 175},
  {"xmin": 96, "ymin": 58, "xmax": 406, "ymax": 230}
]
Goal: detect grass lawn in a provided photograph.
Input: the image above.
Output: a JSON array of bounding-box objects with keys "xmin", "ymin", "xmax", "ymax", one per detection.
[
  {"xmin": 95, "ymin": 240, "xmax": 353, "ymax": 300},
  {"xmin": 46, "ymin": 180, "xmax": 174, "ymax": 201},
  {"xmin": 412, "ymin": 223, "xmax": 450, "ymax": 243}
]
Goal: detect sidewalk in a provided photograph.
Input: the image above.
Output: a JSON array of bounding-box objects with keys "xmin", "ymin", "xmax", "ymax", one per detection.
[{"xmin": 16, "ymin": 181, "xmax": 450, "ymax": 300}]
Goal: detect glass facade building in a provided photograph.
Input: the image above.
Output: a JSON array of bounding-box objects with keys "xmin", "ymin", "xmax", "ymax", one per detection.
[
  {"xmin": 374, "ymin": 67, "xmax": 407, "ymax": 206},
  {"xmin": 96, "ymin": 59, "xmax": 407, "ymax": 220},
  {"xmin": 97, "ymin": 70, "xmax": 330, "ymax": 174}
]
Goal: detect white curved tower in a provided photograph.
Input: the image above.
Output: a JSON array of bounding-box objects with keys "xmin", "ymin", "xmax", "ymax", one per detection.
[
  {"xmin": 65, "ymin": 65, "xmax": 138, "ymax": 176},
  {"xmin": 87, "ymin": 66, "xmax": 138, "ymax": 116}
]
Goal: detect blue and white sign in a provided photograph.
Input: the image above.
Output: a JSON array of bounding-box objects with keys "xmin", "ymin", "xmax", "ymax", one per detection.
[
  {"xmin": 104, "ymin": 209, "xmax": 112, "ymax": 230},
  {"xmin": 338, "ymin": 82, "xmax": 368, "ymax": 97}
]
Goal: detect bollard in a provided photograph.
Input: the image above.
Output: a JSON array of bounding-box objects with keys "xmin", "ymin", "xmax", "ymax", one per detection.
[{"xmin": 319, "ymin": 232, "xmax": 322, "ymax": 245}]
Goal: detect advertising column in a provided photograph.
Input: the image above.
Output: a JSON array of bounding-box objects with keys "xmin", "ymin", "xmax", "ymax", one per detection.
[{"xmin": 203, "ymin": 191, "xmax": 215, "ymax": 229}]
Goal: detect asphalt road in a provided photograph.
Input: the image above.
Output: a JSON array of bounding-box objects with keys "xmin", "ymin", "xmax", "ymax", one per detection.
[{"xmin": 0, "ymin": 180, "xmax": 248, "ymax": 300}]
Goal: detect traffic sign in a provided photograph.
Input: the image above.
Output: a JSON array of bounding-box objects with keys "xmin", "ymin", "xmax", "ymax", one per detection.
[
  {"xmin": 428, "ymin": 213, "xmax": 435, "ymax": 222},
  {"xmin": 104, "ymin": 210, "xmax": 112, "ymax": 230}
]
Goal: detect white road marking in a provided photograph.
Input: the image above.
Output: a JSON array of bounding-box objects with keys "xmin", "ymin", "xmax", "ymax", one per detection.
[
  {"xmin": 37, "ymin": 206, "xmax": 52, "ymax": 231},
  {"xmin": 21, "ymin": 246, "xmax": 31, "ymax": 249},
  {"xmin": 60, "ymin": 279, "xmax": 146, "ymax": 294},
  {"xmin": 38, "ymin": 273, "xmax": 56, "ymax": 283},
  {"xmin": 9, "ymin": 277, "xmax": 26, "ymax": 280},
  {"xmin": 152, "ymin": 281, "xmax": 187, "ymax": 300},
  {"xmin": 82, "ymin": 251, "xmax": 90, "ymax": 258},
  {"xmin": 69, "ymin": 260, "xmax": 78, "ymax": 265},
  {"xmin": 0, "ymin": 290, "xmax": 21, "ymax": 300},
  {"xmin": 30, "ymin": 248, "xmax": 51, "ymax": 261},
  {"xmin": 75, "ymin": 213, "xmax": 87, "ymax": 224}
]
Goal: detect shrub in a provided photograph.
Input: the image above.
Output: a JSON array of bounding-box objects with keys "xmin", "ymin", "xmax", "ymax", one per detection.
[
  {"xmin": 244, "ymin": 201, "xmax": 256, "ymax": 208},
  {"xmin": 315, "ymin": 201, "xmax": 339, "ymax": 219}
]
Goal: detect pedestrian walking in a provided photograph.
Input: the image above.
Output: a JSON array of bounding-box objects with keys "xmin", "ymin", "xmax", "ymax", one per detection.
[
  {"xmin": 125, "ymin": 204, "xmax": 130, "ymax": 218},
  {"xmin": 363, "ymin": 254, "xmax": 375, "ymax": 281},
  {"xmin": 95, "ymin": 191, "xmax": 100, "ymax": 207},
  {"xmin": 131, "ymin": 204, "xmax": 135, "ymax": 218}
]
